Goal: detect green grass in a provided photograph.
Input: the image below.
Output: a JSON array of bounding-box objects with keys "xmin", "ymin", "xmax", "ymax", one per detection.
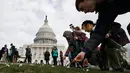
[{"xmin": 0, "ymin": 64, "xmax": 129, "ymax": 73}]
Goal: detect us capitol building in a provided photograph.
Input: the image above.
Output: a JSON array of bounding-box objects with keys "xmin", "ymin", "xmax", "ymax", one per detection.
[{"xmin": 18, "ymin": 16, "xmax": 65, "ymax": 63}]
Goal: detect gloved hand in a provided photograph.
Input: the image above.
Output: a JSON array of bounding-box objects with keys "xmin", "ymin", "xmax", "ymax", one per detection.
[
  {"xmin": 73, "ymin": 52, "xmax": 86, "ymax": 62},
  {"xmin": 73, "ymin": 48, "xmax": 92, "ymax": 62}
]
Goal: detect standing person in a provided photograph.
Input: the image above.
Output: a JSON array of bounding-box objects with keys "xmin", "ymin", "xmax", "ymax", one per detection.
[
  {"xmin": 51, "ymin": 46, "xmax": 58, "ymax": 66},
  {"xmin": 60, "ymin": 50, "xmax": 63, "ymax": 66},
  {"xmin": 1, "ymin": 45, "xmax": 8, "ymax": 62},
  {"xmin": 24, "ymin": 46, "xmax": 32, "ymax": 63},
  {"xmin": 10, "ymin": 43, "xmax": 17, "ymax": 63},
  {"xmin": 8, "ymin": 48, "xmax": 12, "ymax": 62},
  {"xmin": 44, "ymin": 49, "xmax": 50, "ymax": 65},
  {"xmin": 74, "ymin": 0, "xmax": 130, "ymax": 63}
]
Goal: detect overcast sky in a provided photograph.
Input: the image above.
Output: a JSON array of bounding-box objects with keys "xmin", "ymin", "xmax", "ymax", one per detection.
[{"xmin": 0, "ymin": 0, "xmax": 130, "ymax": 57}]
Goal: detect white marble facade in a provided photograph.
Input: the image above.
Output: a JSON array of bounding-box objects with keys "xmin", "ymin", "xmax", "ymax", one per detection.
[{"xmin": 18, "ymin": 16, "xmax": 65, "ymax": 63}]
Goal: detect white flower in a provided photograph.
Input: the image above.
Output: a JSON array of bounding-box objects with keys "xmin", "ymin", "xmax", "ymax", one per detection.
[
  {"xmin": 19, "ymin": 64, "xmax": 23, "ymax": 67},
  {"xmin": 86, "ymin": 69, "xmax": 89, "ymax": 71},
  {"xmin": 67, "ymin": 66, "xmax": 70, "ymax": 68},
  {"xmin": 52, "ymin": 65, "xmax": 54, "ymax": 67},
  {"xmin": 6, "ymin": 64, "xmax": 10, "ymax": 67}
]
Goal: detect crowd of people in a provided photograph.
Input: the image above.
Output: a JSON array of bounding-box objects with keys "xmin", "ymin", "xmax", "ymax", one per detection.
[
  {"xmin": 1, "ymin": 0, "xmax": 130, "ymax": 72},
  {"xmin": 63, "ymin": 0, "xmax": 130, "ymax": 72},
  {"xmin": 63, "ymin": 21, "xmax": 130, "ymax": 71},
  {"xmin": 24, "ymin": 46, "xmax": 63, "ymax": 66},
  {"xmin": 0, "ymin": 43, "xmax": 19, "ymax": 63},
  {"xmin": 0, "ymin": 44, "xmax": 64, "ymax": 66}
]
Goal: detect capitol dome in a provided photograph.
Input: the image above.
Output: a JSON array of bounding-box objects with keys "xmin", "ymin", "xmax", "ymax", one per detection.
[{"xmin": 34, "ymin": 16, "xmax": 57, "ymax": 44}]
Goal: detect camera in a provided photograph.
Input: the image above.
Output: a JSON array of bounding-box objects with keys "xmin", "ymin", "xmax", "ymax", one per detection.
[{"xmin": 69, "ymin": 24, "xmax": 75, "ymax": 31}]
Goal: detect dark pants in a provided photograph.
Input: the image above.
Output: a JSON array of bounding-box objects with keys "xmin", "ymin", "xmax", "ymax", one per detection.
[
  {"xmin": 45, "ymin": 60, "xmax": 49, "ymax": 65},
  {"xmin": 69, "ymin": 55, "xmax": 77, "ymax": 67},
  {"xmin": 106, "ymin": 39, "xmax": 124, "ymax": 70},
  {"xmin": 0, "ymin": 54, "xmax": 2, "ymax": 60},
  {"xmin": 12, "ymin": 54, "xmax": 18, "ymax": 63},
  {"xmin": 98, "ymin": 39, "xmax": 109, "ymax": 70},
  {"xmin": 88, "ymin": 50, "xmax": 98, "ymax": 66},
  {"xmin": 24, "ymin": 56, "xmax": 31, "ymax": 63},
  {"xmin": 8, "ymin": 55, "xmax": 12, "ymax": 62},
  {"xmin": 127, "ymin": 23, "xmax": 130, "ymax": 35},
  {"xmin": 53, "ymin": 56, "xmax": 57, "ymax": 65},
  {"xmin": 99, "ymin": 50, "xmax": 108, "ymax": 69},
  {"xmin": 60, "ymin": 57, "xmax": 63, "ymax": 66}
]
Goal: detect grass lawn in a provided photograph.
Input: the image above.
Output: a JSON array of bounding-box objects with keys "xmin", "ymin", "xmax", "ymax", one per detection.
[{"xmin": 0, "ymin": 63, "xmax": 129, "ymax": 73}]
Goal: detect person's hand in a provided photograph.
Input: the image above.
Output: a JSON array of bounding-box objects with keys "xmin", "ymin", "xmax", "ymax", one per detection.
[
  {"xmin": 83, "ymin": 58, "xmax": 88, "ymax": 67},
  {"xmin": 74, "ymin": 36, "xmax": 78, "ymax": 40},
  {"xmin": 105, "ymin": 34, "xmax": 110, "ymax": 38},
  {"xmin": 73, "ymin": 52, "xmax": 85, "ymax": 62},
  {"xmin": 63, "ymin": 56, "xmax": 66, "ymax": 60}
]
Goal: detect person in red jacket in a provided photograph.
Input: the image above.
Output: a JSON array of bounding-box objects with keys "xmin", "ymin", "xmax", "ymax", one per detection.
[{"xmin": 63, "ymin": 26, "xmax": 88, "ymax": 67}]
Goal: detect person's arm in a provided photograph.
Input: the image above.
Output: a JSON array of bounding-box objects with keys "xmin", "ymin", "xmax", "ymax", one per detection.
[
  {"xmin": 73, "ymin": 31, "xmax": 88, "ymax": 42},
  {"xmin": 78, "ymin": 32, "xmax": 88, "ymax": 42},
  {"xmin": 56, "ymin": 50, "xmax": 58, "ymax": 56},
  {"xmin": 64, "ymin": 46, "xmax": 72, "ymax": 60},
  {"xmin": 108, "ymin": 26, "xmax": 120, "ymax": 37},
  {"xmin": 82, "ymin": 8, "xmax": 118, "ymax": 55},
  {"xmin": 105, "ymin": 29, "xmax": 119, "ymax": 38},
  {"xmin": 64, "ymin": 46, "xmax": 72, "ymax": 57},
  {"xmin": 74, "ymin": 10, "xmax": 118, "ymax": 62},
  {"xmin": 49, "ymin": 52, "xmax": 50, "ymax": 56},
  {"xmin": 7, "ymin": 49, "xmax": 8, "ymax": 56}
]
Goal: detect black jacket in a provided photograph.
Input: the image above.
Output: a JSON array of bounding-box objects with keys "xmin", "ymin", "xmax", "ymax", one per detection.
[
  {"xmin": 100, "ymin": 22, "xmax": 129, "ymax": 51},
  {"xmin": 44, "ymin": 51, "xmax": 50, "ymax": 60},
  {"xmin": 95, "ymin": 0, "xmax": 130, "ymax": 36},
  {"xmin": 109, "ymin": 23, "xmax": 129, "ymax": 46},
  {"xmin": 25, "ymin": 48, "xmax": 31, "ymax": 56},
  {"xmin": 83, "ymin": 0, "xmax": 130, "ymax": 53}
]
